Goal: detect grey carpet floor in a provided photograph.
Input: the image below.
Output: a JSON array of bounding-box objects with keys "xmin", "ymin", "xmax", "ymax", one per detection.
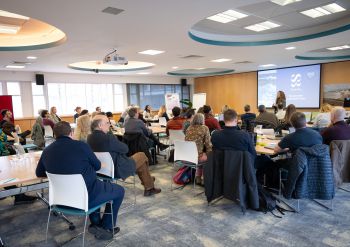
[{"xmin": 1, "ymin": 159, "xmax": 350, "ymax": 247}]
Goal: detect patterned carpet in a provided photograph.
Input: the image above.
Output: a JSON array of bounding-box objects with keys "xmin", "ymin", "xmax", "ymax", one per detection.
[{"xmin": 1, "ymin": 159, "xmax": 350, "ymax": 247}]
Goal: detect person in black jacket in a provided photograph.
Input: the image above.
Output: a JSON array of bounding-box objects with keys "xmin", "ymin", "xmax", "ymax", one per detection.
[
  {"xmin": 36, "ymin": 121, "xmax": 124, "ymax": 240},
  {"xmin": 87, "ymin": 115, "xmax": 161, "ymax": 196}
]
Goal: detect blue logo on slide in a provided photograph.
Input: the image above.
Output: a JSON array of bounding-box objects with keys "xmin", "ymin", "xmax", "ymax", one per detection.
[{"xmin": 291, "ymin": 73, "xmax": 302, "ymax": 88}]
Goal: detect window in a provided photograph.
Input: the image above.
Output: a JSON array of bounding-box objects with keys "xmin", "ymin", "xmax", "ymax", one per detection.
[
  {"xmin": 47, "ymin": 83, "xmax": 124, "ymax": 115},
  {"xmin": 127, "ymin": 84, "xmax": 190, "ymax": 109},
  {"xmin": 6, "ymin": 82, "xmax": 23, "ymax": 118},
  {"xmin": 113, "ymin": 84, "xmax": 124, "ymax": 112},
  {"xmin": 32, "ymin": 83, "xmax": 46, "ymax": 115}
]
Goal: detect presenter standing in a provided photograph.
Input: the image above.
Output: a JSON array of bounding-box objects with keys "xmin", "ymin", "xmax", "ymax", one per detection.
[{"xmin": 273, "ymin": 91, "xmax": 286, "ymax": 113}]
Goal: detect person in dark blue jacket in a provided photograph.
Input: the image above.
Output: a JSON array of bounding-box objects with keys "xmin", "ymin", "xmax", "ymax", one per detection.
[{"xmin": 36, "ymin": 121, "xmax": 124, "ymax": 240}]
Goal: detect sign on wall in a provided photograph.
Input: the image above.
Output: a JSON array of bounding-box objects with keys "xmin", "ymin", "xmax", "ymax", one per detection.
[{"xmin": 165, "ymin": 93, "xmax": 180, "ymax": 113}]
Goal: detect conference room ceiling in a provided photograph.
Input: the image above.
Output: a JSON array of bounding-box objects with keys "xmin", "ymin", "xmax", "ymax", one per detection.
[{"xmin": 0, "ymin": 0, "xmax": 349, "ymax": 76}]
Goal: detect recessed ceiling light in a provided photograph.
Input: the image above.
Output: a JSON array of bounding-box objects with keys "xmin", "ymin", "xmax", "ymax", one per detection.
[
  {"xmin": 26, "ymin": 56, "xmax": 37, "ymax": 60},
  {"xmin": 270, "ymin": 0, "xmax": 302, "ymax": 6},
  {"xmin": 137, "ymin": 72, "xmax": 150, "ymax": 75},
  {"xmin": 5, "ymin": 65, "xmax": 25, "ymax": 69},
  {"xmin": 211, "ymin": 58, "xmax": 232, "ymax": 63},
  {"xmin": 245, "ymin": 21, "xmax": 280, "ymax": 32},
  {"xmin": 138, "ymin": 50, "xmax": 164, "ymax": 55},
  {"xmin": 172, "ymin": 66, "xmax": 179, "ymax": 69},
  {"xmin": 259, "ymin": 64, "xmax": 276, "ymax": 68},
  {"xmin": 206, "ymin": 9, "xmax": 248, "ymax": 23},
  {"xmin": 0, "ymin": 24, "xmax": 21, "ymax": 34},
  {"xmin": 327, "ymin": 45, "xmax": 350, "ymax": 51},
  {"xmin": 301, "ymin": 3, "xmax": 346, "ymax": 18},
  {"xmin": 285, "ymin": 46, "xmax": 296, "ymax": 50},
  {"xmin": 0, "ymin": 10, "xmax": 29, "ymax": 20}
]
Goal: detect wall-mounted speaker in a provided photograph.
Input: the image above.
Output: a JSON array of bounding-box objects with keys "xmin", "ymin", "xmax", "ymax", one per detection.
[
  {"xmin": 36, "ymin": 74, "xmax": 44, "ymax": 85},
  {"xmin": 181, "ymin": 78, "xmax": 187, "ymax": 86}
]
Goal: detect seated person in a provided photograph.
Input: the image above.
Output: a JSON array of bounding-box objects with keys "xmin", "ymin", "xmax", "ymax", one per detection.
[
  {"xmin": 31, "ymin": 117, "xmax": 45, "ymax": 148},
  {"xmin": 166, "ymin": 106, "xmax": 185, "ymax": 136},
  {"xmin": 124, "ymin": 107, "xmax": 168, "ymax": 150},
  {"xmin": 36, "ymin": 121, "xmax": 124, "ymax": 240},
  {"xmin": 203, "ymin": 105, "xmax": 221, "ymax": 132},
  {"xmin": 73, "ymin": 106, "xmax": 82, "ymax": 122},
  {"xmin": 74, "ymin": 114, "xmax": 91, "ymax": 142},
  {"xmin": 183, "ymin": 108, "xmax": 195, "ymax": 134},
  {"xmin": 258, "ymin": 112, "xmax": 322, "ymax": 186},
  {"xmin": 143, "ymin": 105, "xmax": 153, "ymax": 120},
  {"xmin": 157, "ymin": 105, "xmax": 169, "ymax": 121},
  {"xmin": 313, "ymin": 103, "xmax": 332, "ymax": 129},
  {"xmin": 41, "ymin": 109, "xmax": 55, "ymax": 130},
  {"xmin": 278, "ymin": 104, "xmax": 296, "ymax": 131},
  {"xmin": 240, "ymin": 104, "xmax": 256, "ymax": 131},
  {"xmin": 185, "ymin": 113, "xmax": 212, "ymax": 185},
  {"xmin": 87, "ymin": 115, "xmax": 161, "ymax": 196},
  {"xmin": 49, "ymin": 106, "xmax": 61, "ymax": 124},
  {"xmin": 211, "ymin": 109, "xmax": 256, "ymax": 158},
  {"xmin": 275, "ymin": 102, "xmax": 286, "ymax": 120},
  {"xmin": 255, "ymin": 105, "xmax": 279, "ymax": 129},
  {"xmin": 322, "ymin": 106, "xmax": 350, "ymax": 145},
  {"xmin": 0, "ymin": 109, "xmax": 31, "ymax": 144}
]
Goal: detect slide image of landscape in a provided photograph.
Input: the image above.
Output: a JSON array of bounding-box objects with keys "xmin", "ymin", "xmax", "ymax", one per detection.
[{"xmin": 324, "ymin": 84, "xmax": 350, "ymax": 106}]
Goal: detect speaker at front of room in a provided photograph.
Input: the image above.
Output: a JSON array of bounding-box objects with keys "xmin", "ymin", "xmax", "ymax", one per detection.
[
  {"xmin": 36, "ymin": 74, "xmax": 44, "ymax": 85},
  {"xmin": 181, "ymin": 78, "xmax": 187, "ymax": 86}
]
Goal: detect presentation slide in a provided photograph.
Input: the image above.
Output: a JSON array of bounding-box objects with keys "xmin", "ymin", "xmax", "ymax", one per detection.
[{"xmin": 258, "ymin": 64, "xmax": 321, "ymax": 108}]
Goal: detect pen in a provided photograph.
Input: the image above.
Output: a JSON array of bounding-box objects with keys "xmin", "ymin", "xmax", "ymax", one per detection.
[{"xmin": 2, "ymin": 178, "xmax": 16, "ymax": 184}]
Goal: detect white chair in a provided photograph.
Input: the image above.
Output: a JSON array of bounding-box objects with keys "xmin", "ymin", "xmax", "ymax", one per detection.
[
  {"xmin": 44, "ymin": 125, "xmax": 54, "ymax": 138},
  {"xmin": 169, "ymin": 129, "xmax": 185, "ymax": 143},
  {"xmin": 45, "ymin": 172, "xmax": 114, "ymax": 246},
  {"xmin": 172, "ymin": 140, "xmax": 202, "ymax": 190},
  {"xmin": 94, "ymin": 152, "xmax": 136, "ymax": 207},
  {"xmin": 159, "ymin": 117, "xmax": 167, "ymax": 127}
]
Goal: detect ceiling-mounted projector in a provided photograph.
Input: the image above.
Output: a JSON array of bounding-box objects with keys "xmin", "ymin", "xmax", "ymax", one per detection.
[{"xmin": 103, "ymin": 49, "xmax": 128, "ymax": 65}]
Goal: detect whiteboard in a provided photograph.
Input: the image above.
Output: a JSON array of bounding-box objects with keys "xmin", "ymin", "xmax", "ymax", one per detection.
[{"xmin": 193, "ymin": 93, "xmax": 206, "ymax": 112}]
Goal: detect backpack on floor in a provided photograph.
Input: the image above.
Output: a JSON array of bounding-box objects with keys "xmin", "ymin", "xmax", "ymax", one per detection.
[
  {"xmin": 173, "ymin": 166, "xmax": 191, "ymax": 185},
  {"xmin": 257, "ymin": 183, "xmax": 293, "ymax": 218}
]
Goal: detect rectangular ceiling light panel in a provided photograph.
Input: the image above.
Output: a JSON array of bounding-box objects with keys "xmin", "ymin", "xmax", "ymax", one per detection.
[
  {"xmin": 270, "ymin": 0, "xmax": 302, "ymax": 6},
  {"xmin": 207, "ymin": 9, "xmax": 248, "ymax": 23},
  {"xmin": 0, "ymin": 23, "xmax": 21, "ymax": 34},
  {"xmin": 245, "ymin": 21, "xmax": 280, "ymax": 32},
  {"xmin": 301, "ymin": 3, "xmax": 346, "ymax": 18}
]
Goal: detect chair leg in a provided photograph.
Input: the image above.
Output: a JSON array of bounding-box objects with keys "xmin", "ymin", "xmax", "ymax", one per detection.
[
  {"xmin": 45, "ymin": 208, "xmax": 52, "ymax": 243},
  {"xmin": 82, "ymin": 215, "xmax": 88, "ymax": 247},
  {"xmin": 193, "ymin": 167, "xmax": 196, "ymax": 189},
  {"xmin": 133, "ymin": 175, "xmax": 136, "ymax": 206},
  {"xmin": 110, "ymin": 201, "xmax": 114, "ymax": 237}
]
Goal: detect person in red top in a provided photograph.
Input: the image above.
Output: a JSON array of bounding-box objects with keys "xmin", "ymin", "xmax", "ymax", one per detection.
[
  {"xmin": 166, "ymin": 106, "xmax": 185, "ymax": 136},
  {"xmin": 203, "ymin": 105, "xmax": 221, "ymax": 133}
]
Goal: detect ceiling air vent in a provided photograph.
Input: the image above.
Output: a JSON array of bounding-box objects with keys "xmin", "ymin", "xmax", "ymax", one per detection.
[
  {"xmin": 181, "ymin": 55, "xmax": 204, "ymax": 59},
  {"xmin": 102, "ymin": 7, "xmax": 124, "ymax": 15},
  {"xmin": 13, "ymin": 61, "xmax": 32, "ymax": 65}
]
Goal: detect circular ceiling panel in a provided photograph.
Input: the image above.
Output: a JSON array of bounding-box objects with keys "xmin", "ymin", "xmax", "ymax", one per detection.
[
  {"xmin": 68, "ymin": 61, "xmax": 155, "ymax": 73},
  {"xmin": 0, "ymin": 10, "xmax": 66, "ymax": 51},
  {"xmin": 167, "ymin": 68, "xmax": 234, "ymax": 77}
]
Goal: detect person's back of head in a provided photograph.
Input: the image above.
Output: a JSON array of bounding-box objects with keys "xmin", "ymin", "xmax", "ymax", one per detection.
[
  {"xmin": 203, "ymin": 105, "xmax": 211, "ymax": 114},
  {"xmin": 244, "ymin": 104, "xmax": 250, "ymax": 113},
  {"xmin": 106, "ymin": 111, "xmax": 113, "ymax": 118},
  {"xmin": 53, "ymin": 121, "xmax": 71, "ymax": 138},
  {"xmin": 185, "ymin": 108, "xmax": 195, "ymax": 119},
  {"xmin": 284, "ymin": 104, "xmax": 296, "ymax": 123},
  {"xmin": 278, "ymin": 102, "xmax": 284, "ymax": 110},
  {"xmin": 290, "ymin": 112, "xmax": 306, "ymax": 129},
  {"xmin": 224, "ymin": 109, "xmax": 238, "ymax": 126},
  {"xmin": 197, "ymin": 107, "xmax": 204, "ymax": 114},
  {"xmin": 221, "ymin": 105, "xmax": 230, "ymax": 113},
  {"xmin": 320, "ymin": 103, "xmax": 332, "ymax": 113},
  {"xmin": 128, "ymin": 107, "xmax": 138, "ymax": 118},
  {"xmin": 258, "ymin": 105, "xmax": 266, "ymax": 114},
  {"xmin": 191, "ymin": 113, "xmax": 205, "ymax": 126},
  {"xmin": 331, "ymin": 106, "xmax": 345, "ymax": 123},
  {"xmin": 1, "ymin": 109, "xmax": 9, "ymax": 118},
  {"xmin": 41, "ymin": 109, "xmax": 49, "ymax": 118},
  {"xmin": 172, "ymin": 106, "xmax": 181, "ymax": 117}
]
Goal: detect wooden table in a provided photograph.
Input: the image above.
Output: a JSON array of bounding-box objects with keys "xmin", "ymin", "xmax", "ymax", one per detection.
[
  {"xmin": 112, "ymin": 126, "xmax": 166, "ymax": 136},
  {"xmin": 255, "ymin": 135, "xmax": 279, "ymax": 156},
  {"xmin": 0, "ymin": 151, "xmax": 47, "ymax": 196}
]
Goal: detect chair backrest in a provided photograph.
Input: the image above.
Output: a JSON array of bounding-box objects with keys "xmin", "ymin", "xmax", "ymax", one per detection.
[
  {"xmin": 261, "ymin": 128, "xmax": 274, "ymax": 135},
  {"xmin": 169, "ymin": 129, "xmax": 185, "ymax": 142},
  {"xmin": 46, "ymin": 172, "xmax": 89, "ymax": 212},
  {"xmin": 94, "ymin": 152, "xmax": 115, "ymax": 178},
  {"xmin": 174, "ymin": 140, "xmax": 198, "ymax": 164},
  {"xmin": 44, "ymin": 125, "xmax": 54, "ymax": 137},
  {"xmin": 159, "ymin": 117, "xmax": 167, "ymax": 127},
  {"xmin": 330, "ymin": 140, "xmax": 350, "ymax": 186}
]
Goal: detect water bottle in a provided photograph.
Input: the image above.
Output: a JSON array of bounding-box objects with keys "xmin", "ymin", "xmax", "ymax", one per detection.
[{"xmin": 13, "ymin": 143, "xmax": 25, "ymax": 159}]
